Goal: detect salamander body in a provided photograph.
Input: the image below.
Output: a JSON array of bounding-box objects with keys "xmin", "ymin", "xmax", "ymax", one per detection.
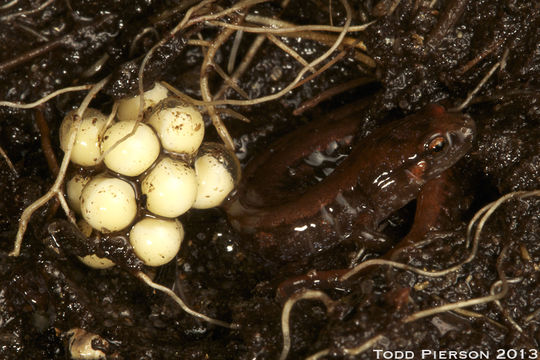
[{"xmin": 224, "ymin": 104, "xmax": 475, "ymax": 262}]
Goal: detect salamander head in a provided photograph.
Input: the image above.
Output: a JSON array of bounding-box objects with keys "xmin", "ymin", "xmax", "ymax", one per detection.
[
  {"xmin": 402, "ymin": 103, "xmax": 475, "ymax": 183},
  {"xmin": 365, "ymin": 103, "xmax": 475, "ymax": 221}
]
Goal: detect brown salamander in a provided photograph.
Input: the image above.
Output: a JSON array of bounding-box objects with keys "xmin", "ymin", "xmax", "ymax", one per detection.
[{"xmin": 223, "ymin": 104, "xmax": 475, "ymax": 262}]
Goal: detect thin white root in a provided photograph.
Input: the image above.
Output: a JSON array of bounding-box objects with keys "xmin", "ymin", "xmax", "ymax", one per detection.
[
  {"xmin": 490, "ymin": 278, "xmax": 524, "ymax": 333},
  {"xmin": 0, "ymin": 146, "xmax": 17, "ymax": 176},
  {"xmin": 265, "ymin": 34, "xmax": 314, "ymax": 72},
  {"xmin": 168, "ymin": 0, "xmax": 353, "ymax": 110},
  {"xmin": 329, "ymin": 190, "xmax": 540, "ymax": 351},
  {"xmin": 402, "ymin": 277, "xmax": 516, "ymax": 323},
  {"xmin": 96, "ymin": 116, "xmax": 141, "ymax": 164},
  {"xmin": 279, "ymin": 290, "xmax": 334, "ymax": 360},
  {"xmin": 0, "ymin": 0, "xmax": 19, "ymax": 10},
  {"xmin": 200, "ymin": 26, "xmax": 237, "ymax": 150},
  {"xmin": 186, "ymin": 0, "xmax": 270, "ymax": 26},
  {"xmin": 452, "ymin": 48, "xmax": 509, "ymax": 111},
  {"xmin": 137, "ymin": 0, "xmax": 215, "ymax": 122},
  {"xmin": 400, "ymin": 190, "xmax": 540, "ymax": 322},
  {"xmin": 307, "ymin": 333, "xmax": 384, "ymax": 359},
  {"xmin": 137, "ymin": 271, "xmax": 237, "ymax": 329},
  {"xmin": 137, "ymin": 0, "xmax": 266, "ymax": 149},
  {"xmin": 216, "ymin": 108, "xmax": 251, "ymax": 123},
  {"xmin": 212, "ymin": 61, "xmax": 250, "ymax": 100},
  {"xmin": 0, "ymin": 84, "xmax": 93, "ymax": 109},
  {"xmin": 9, "ymin": 77, "xmax": 110, "ymax": 257},
  {"xmin": 342, "ymin": 334, "xmax": 384, "ymax": 356},
  {"xmin": 525, "ymin": 308, "xmax": 540, "ymax": 323},
  {"xmin": 99, "ymin": 102, "xmax": 119, "ymax": 141},
  {"xmin": 341, "ymin": 190, "xmax": 540, "ymax": 281},
  {"xmin": 305, "ymin": 348, "xmax": 331, "ymax": 360},
  {"xmin": 225, "ymin": 14, "xmax": 373, "ymax": 34},
  {"xmin": 228, "ymin": 29, "xmax": 244, "ymax": 74},
  {"xmin": 215, "ymin": 34, "xmax": 266, "ymax": 100},
  {"xmin": 0, "ymin": 0, "xmax": 54, "ymax": 21}
]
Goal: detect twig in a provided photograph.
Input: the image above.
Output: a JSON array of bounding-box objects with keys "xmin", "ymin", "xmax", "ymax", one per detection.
[
  {"xmin": 398, "ymin": 191, "xmax": 540, "ymax": 323},
  {"xmin": 214, "ymin": 34, "xmax": 266, "ymax": 100},
  {"xmin": 449, "ymin": 307, "xmax": 506, "ymax": 330},
  {"xmin": 195, "ymin": 32, "xmax": 250, "ymax": 100},
  {"xmin": 457, "ymin": 37, "xmax": 505, "ymax": 75},
  {"xmin": 215, "ymin": 0, "xmax": 293, "ymax": 100},
  {"xmin": 80, "ymin": 53, "xmax": 109, "ymax": 79},
  {"xmin": 452, "ymin": 48, "xmax": 509, "ymax": 111},
  {"xmin": 293, "ymin": 77, "xmax": 374, "ymax": 115},
  {"xmin": 137, "ymin": 0, "xmax": 267, "ymax": 147},
  {"xmin": 0, "ymin": 37, "xmax": 61, "ymax": 73},
  {"xmin": 99, "ymin": 102, "xmax": 118, "ymax": 142},
  {"xmin": 0, "ymin": 145, "xmax": 17, "ymax": 176},
  {"xmin": 34, "ymin": 108, "xmax": 59, "ymax": 176}
]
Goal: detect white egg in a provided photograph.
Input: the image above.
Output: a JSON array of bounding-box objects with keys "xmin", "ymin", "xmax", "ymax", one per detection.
[
  {"xmin": 66, "ymin": 174, "xmax": 91, "ymax": 214},
  {"xmin": 148, "ymin": 98, "xmax": 204, "ymax": 155},
  {"xmin": 59, "ymin": 108, "xmax": 108, "ymax": 167},
  {"xmin": 129, "ymin": 217, "xmax": 184, "ymax": 266},
  {"xmin": 80, "ymin": 176, "xmax": 137, "ymax": 232},
  {"xmin": 141, "ymin": 157, "xmax": 197, "ymax": 218},
  {"xmin": 117, "ymin": 82, "xmax": 169, "ymax": 122},
  {"xmin": 102, "ymin": 121, "xmax": 160, "ymax": 176},
  {"xmin": 192, "ymin": 143, "xmax": 241, "ymax": 209},
  {"xmin": 76, "ymin": 219, "xmax": 115, "ymax": 269}
]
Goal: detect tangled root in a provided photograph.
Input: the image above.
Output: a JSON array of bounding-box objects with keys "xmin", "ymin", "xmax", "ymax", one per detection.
[{"xmin": 296, "ymin": 190, "xmax": 540, "ymax": 359}]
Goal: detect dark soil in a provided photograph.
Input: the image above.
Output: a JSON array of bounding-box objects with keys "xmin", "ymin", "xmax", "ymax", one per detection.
[{"xmin": 0, "ymin": 0, "xmax": 538, "ymax": 359}]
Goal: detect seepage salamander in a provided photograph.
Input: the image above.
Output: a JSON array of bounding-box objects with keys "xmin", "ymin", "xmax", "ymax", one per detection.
[{"xmin": 223, "ymin": 104, "xmax": 475, "ymax": 262}]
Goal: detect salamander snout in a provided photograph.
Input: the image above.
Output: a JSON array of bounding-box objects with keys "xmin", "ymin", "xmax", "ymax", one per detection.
[{"xmin": 447, "ymin": 116, "xmax": 475, "ymax": 148}]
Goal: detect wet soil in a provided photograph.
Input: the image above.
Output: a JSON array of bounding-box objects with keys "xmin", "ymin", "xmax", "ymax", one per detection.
[{"xmin": 0, "ymin": 0, "xmax": 539, "ymax": 359}]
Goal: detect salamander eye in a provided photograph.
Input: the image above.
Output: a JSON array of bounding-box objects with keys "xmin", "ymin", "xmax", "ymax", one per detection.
[{"xmin": 427, "ymin": 135, "xmax": 447, "ymax": 153}]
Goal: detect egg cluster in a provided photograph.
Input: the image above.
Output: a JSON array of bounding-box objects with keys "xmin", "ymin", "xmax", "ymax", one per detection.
[{"xmin": 62, "ymin": 83, "xmax": 240, "ymax": 269}]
